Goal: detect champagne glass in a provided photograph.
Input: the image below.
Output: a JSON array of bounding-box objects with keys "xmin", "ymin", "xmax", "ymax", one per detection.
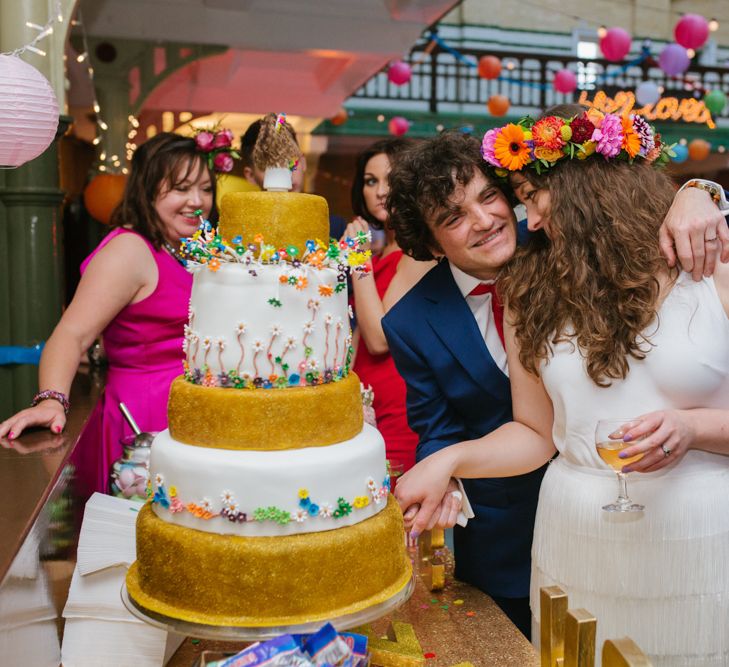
[{"xmin": 595, "ymin": 419, "xmax": 645, "ymax": 512}]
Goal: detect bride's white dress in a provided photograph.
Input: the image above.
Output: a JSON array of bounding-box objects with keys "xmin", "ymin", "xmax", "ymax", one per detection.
[{"xmin": 531, "ymin": 273, "xmax": 729, "ymax": 666}]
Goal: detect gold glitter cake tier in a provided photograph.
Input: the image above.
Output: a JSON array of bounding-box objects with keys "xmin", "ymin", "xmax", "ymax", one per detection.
[
  {"xmin": 219, "ymin": 191, "xmax": 329, "ymax": 250},
  {"xmin": 168, "ymin": 372, "xmax": 363, "ymax": 450},
  {"xmin": 126, "ymin": 497, "xmax": 412, "ymax": 627}
]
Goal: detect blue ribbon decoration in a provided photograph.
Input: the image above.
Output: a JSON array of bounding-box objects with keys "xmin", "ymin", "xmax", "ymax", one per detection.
[{"xmin": 0, "ymin": 343, "xmax": 45, "ymax": 365}]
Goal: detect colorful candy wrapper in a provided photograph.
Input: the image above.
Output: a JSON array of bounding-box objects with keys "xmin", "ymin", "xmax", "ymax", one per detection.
[
  {"xmin": 338, "ymin": 632, "xmax": 369, "ymax": 667},
  {"xmin": 218, "ymin": 635, "xmax": 313, "ymax": 667}
]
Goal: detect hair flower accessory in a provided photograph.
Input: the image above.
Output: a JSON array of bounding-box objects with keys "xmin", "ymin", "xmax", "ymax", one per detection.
[
  {"xmin": 481, "ymin": 111, "xmax": 674, "ymax": 175},
  {"xmin": 192, "ymin": 124, "xmax": 240, "ymax": 173}
]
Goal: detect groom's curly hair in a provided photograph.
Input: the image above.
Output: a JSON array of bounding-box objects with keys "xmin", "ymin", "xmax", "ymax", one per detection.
[
  {"xmin": 386, "ymin": 130, "xmax": 515, "ymax": 261},
  {"xmin": 500, "ymin": 157, "xmax": 677, "ymax": 386}
]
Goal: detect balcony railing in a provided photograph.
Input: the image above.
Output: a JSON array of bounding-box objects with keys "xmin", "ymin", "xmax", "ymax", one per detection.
[{"xmin": 351, "ymin": 43, "xmax": 729, "ymax": 123}]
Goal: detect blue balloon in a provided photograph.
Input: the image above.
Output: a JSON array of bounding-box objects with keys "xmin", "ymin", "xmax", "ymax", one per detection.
[{"xmin": 672, "ymin": 144, "xmax": 689, "ymax": 163}]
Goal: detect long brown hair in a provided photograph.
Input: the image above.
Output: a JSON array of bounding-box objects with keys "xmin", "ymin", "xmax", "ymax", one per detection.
[
  {"xmin": 500, "ymin": 158, "xmax": 676, "ymax": 386},
  {"xmin": 110, "ymin": 132, "xmax": 218, "ymax": 248}
]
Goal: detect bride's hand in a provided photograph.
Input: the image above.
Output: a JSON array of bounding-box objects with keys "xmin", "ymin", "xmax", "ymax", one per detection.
[
  {"xmin": 617, "ymin": 410, "xmax": 695, "ymax": 473},
  {"xmin": 401, "ymin": 478, "xmax": 462, "ymax": 531},
  {"xmin": 394, "ymin": 450, "xmax": 456, "ymax": 536}
]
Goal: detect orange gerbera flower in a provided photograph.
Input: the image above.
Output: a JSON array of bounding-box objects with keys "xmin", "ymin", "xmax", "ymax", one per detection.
[
  {"xmin": 621, "ymin": 116, "xmax": 640, "ymax": 158},
  {"xmin": 493, "ymin": 124, "xmax": 532, "ymax": 171},
  {"xmin": 532, "ymin": 117, "xmax": 565, "ymax": 150}
]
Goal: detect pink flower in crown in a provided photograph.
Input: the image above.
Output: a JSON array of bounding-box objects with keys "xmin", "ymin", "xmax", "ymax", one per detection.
[
  {"xmin": 591, "ymin": 113, "xmax": 623, "ymax": 159},
  {"xmin": 195, "ymin": 131, "xmax": 215, "ymax": 152},
  {"xmin": 480, "ymin": 128, "xmax": 502, "ymax": 167},
  {"xmin": 213, "ymin": 129, "xmax": 234, "ymax": 148},
  {"xmin": 214, "ymin": 152, "xmax": 234, "ymax": 173}
]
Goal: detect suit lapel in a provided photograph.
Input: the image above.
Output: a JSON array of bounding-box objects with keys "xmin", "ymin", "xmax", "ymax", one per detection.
[{"xmin": 423, "ymin": 262, "xmax": 510, "ymax": 399}]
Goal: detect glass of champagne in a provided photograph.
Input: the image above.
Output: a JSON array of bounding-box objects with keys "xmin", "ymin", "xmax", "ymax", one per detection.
[{"xmin": 595, "ymin": 419, "xmax": 645, "ymax": 512}]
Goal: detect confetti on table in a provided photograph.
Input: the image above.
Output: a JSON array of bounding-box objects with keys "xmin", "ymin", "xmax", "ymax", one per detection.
[
  {"xmin": 453, "ymin": 599, "xmax": 464, "ymax": 605},
  {"xmin": 424, "ymin": 652, "xmax": 437, "ymax": 659},
  {"xmin": 191, "ymin": 639, "xmax": 200, "ymax": 645},
  {"xmin": 466, "ymin": 611, "xmax": 476, "ymax": 617},
  {"xmin": 441, "ymin": 604, "xmax": 449, "ymax": 610}
]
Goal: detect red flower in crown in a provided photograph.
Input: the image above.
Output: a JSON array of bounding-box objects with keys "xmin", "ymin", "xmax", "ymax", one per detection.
[
  {"xmin": 195, "ymin": 131, "xmax": 216, "ymax": 152},
  {"xmin": 569, "ymin": 114, "xmax": 596, "ymax": 144},
  {"xmin": 213, "ymin": 129, "xmax": 234, "ymax": 149}
]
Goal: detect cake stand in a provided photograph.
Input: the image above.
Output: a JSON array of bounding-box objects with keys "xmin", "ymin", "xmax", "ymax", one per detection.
[{"xmin": 121, "ymin": 575, "xmax": 416, "ymax": 641}]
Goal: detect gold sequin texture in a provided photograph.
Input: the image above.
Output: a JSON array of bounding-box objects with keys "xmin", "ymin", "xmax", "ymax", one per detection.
[
  {"xmin": 168, "ymin": 372, "xmax": 363, "ymax": 450},
  {"xmin": 127, "ymin": 497, "xmax": 412, "ymax": 627},
  {"xmin": 220, "ymin": 191, "xmax": 329, "ymax": 250}
]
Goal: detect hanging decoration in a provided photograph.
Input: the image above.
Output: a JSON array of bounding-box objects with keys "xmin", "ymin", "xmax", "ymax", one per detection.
[
  {"xmin": 703, "ymin": 90, "xmax": 726, "ymax": 115},
  {"xmin": 84, "ymin": 173, "xmax": 128, "ymax": 224},
  {"xmin": 674, "ymin": 14, "xmax": 710, "ymax": 51},
  {"xmin": 688, "ymin": 138, "xmax": 711, "ymax": 161},
  {"xmin": 0, "ymin": 55, "xmax": 59, "ymax": 168},
  {"xmin": 387, "ymin": 61, "xmax": 412, "ymax": 86},
  {"xmin": 330, "ymin": 108, "xmax": 349, "ymax": 126},
  {"xmin": 635, "ymin": 81, "xmax": 662, "ymax": 106},
  {"xmin": 553, "ymin": 69, "xmax": 577, "ymax": 94},
  {"xmin": 671, "ymin": 144, "xmax": 689, "ymax": 163},
  {"xmin": 659, "ymin": 44, "xmax": 691, "ymax": 76},
  {"xmin": 477, "ymin": 55, "xmax": 502, "ymax": 80},
  {"xmin": 599, "ymin": 28, "xmax": 632, "ymax": 62},
  {"xmin": 388, "ymin": 116, "xmax": 410, "ymax": 136},
  {"xmin": 0, "ymin": 0, "xmax": 64, "ymax": 168},
  {"xmin": 487, "ymin": 95, "xmax": 510, "ymax": 116}
]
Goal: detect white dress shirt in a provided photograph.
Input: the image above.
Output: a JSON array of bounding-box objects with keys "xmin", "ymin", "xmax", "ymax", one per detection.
[{"xmin": 448, "ymin": 261, "xmax": 508, "ymax": 376}]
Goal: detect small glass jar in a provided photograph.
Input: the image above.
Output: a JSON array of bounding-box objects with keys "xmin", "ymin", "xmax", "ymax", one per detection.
[{"xmin": 109, "ymin": 434, "xmax": 155, "ymax": 501}]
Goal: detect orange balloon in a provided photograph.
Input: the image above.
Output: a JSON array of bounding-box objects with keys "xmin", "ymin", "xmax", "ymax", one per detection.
[
  {"xmin": 688, "ymin": 138, "xmax": 711, "ymax": 161},
  {"xmin": 487, "ymin": 95, "xmax": 510, "ymax": 117},
  {"xmin": 84, "ymin": 173, "xmax": 128, "ymax": 224},
  {"xmin": 478, "ymin": 55, "xmax": 502, "ymax": 80},
  {"xmin": 330, "ymin": 108, "xmax": 348, "ymax": 126}
]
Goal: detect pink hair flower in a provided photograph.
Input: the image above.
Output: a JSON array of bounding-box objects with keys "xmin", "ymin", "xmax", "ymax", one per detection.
[
  {"xmin": 195, "ymin": 131, "xmax": 215, "ymax": 152},
  {"xmin": 214, "ymin": 152, "xmax": 234, "ymax": 172},
  {"xmin": 480, "ymin": 128, "xmax": 502, "ymax": 167},
  {"xmin": 213, "ymin": 129, "xmax": 234, "ymax": 149},
  {"xmin": 591, "ymin": 113, "xmax": 623, "ymax": 159}
]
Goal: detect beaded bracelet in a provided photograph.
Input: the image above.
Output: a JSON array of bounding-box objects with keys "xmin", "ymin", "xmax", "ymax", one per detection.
[{"xmin": 31, "ymin": 390, "xmax": 70, "ymax": 414}]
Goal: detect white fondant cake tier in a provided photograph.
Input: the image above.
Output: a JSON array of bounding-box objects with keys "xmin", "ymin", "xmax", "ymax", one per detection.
[
  {"xmin": 148, "ymin": 424, "xmax": 390, "ymax": 537},
  {"xmin": 184, "ymin": 263, "xmax": 351, "ymax": 387}
]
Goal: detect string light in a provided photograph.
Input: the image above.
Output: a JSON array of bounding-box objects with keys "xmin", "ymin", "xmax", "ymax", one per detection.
[
  {"xmin": 597, "ymin": 25, "xmax": 607, "ymax": 38},
  {"xmin": 709, "ymin": 18, "xmax": 719, "ymax": 32},
  {"xmin": 1, "ymin": 1, "xmax": 63, "ymax": 57}
]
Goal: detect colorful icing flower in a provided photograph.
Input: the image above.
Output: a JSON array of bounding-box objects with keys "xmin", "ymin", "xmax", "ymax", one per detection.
[
  {"xmin": 153, "ymin": 486, "xmax": 169, "ymax": 509},
  {"xmin": 298, "ymin": 488, "xmax": 310, "ymax": 499},
  {"xmin": 170, "ymin": 497, "xmax": 184, "ymax": 513},
  {"xmin": 308, "ymin": 503, "xmax": 320, "ymax": 516},
  {"xmin": 284, "ymin": 336, "xmax": 297, "ymax": 350},
  {"xmin": 252, "ymin": 340, "xmax": 265, "ymax": 352},
  {"xmin": 221, "ymin": 490, "xmax": 235, "ymax": 505},
  {"xmin": 169, "ymin": 485, "xmax": 177, "ymax": 497},
  {"xmin": 270, "ymin": 324, "xmax": 282, "ymax": 337},
  {"xmin": 303, "ymin": 321, "xmax": 314, "ymax": 335},
  {"xmin": 532, "ymin": 117, "xmax": 565, "ymax": 151},
  {"xmin": 268, "ymin": 298, "xmax": 282, "ymax": 307},
  {"xmin": 216, "ymin": 337, "xmax": 226, "ymax": 350},
  {"xmin": 299, "ymin": 495, "xmax": 311, "ymax": 509},
  {"xmin": 307, "ymin": 359, "xmax": 319, "ymax": 371},
  {"xmin": 292, "ymin": 509, "xmax": 308, "ymax": 523},
  {"xmin": 154, "ymin": 473, "xmax": 165, "ymax": 487},
  {"xmin": 202, "ymin": 337, "xmax": 212, "ymax": 351},
  {"xmin": 366, "ymin": 477, "xmax": 377, "ymax": 491},
  {"xmin": 324, "ymin": 314, "xmax": 334, "ymax": 325},
  {"xmin": 592, "ymin": 113, "xmax": 623, "ymax": 158},
  {"xmin": 353, "ymin": 496, "xmax": 370, "ymax": 509},
  {"xmin": 494, "ymin": 124, "xmax": 532, "ymax": 171},
  {"xmin": 200, "ymin": 498, "xmax": 213, "ymax": 512},
  {"xmin": 319, "ymin": 284, "xmax": 334, "ymax": 297},
  {"xmin": 309, "ymin": 298, "xmax": 321, "ymax": 312},
  {"xmin": 208, "ymin": 257, "xmax": 221, "ymax": 272},
  {"xmin": 319, "ymin": 503, "xmax": 334, "ymax": 518},
  {"xmin": 569, "ymin": 114, "xmax": 596, "ymax": 144},
  {"xmin": 236, "ymin": 322, "xmax": 247, "ymax": 334}
]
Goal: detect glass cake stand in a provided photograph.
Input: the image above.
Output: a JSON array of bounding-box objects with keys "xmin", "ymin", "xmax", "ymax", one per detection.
[{"xmin": 121, "ymin": 575, "xmax": 416, "ymax": 641}]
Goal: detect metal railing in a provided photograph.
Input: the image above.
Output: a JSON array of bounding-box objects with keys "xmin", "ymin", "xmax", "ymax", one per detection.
[{"xmin": 351, "ymin": 43, "xmax": 729, "ymax": 121}]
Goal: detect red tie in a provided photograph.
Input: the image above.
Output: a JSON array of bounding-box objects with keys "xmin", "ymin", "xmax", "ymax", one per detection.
[{"xmin": 468, "ymin": 283, "xmax": 504, "ymax": 347}]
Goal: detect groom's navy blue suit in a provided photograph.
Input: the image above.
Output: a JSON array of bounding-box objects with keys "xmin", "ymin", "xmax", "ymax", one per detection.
[{"xmin": 382, "ymin": 259, "xmax": 546, "ymax": 602}]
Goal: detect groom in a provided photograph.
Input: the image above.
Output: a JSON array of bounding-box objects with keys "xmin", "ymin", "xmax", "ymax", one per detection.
[{"xmin": 382, "ymin": 130, "xmax": 728, "ymax": 638}]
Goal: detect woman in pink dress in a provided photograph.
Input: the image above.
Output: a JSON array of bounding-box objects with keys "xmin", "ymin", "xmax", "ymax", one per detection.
[
  {"xmin": 0, "ymin": 132, "xmax": 218, "ymax": 493},
  {"xmin": 346, "ymin": 139, "xmax": 435, "ymax": 474}
]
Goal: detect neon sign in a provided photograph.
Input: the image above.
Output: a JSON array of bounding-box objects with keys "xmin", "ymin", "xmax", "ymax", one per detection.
[{"xmin": 578, "ymin": 90, "xmax": 715, "ymax": 129}]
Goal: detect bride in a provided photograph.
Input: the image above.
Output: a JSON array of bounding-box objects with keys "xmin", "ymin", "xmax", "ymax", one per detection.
[{"xmin": 394, "ymin": 110, "xmax": 729, "ymax": 665}]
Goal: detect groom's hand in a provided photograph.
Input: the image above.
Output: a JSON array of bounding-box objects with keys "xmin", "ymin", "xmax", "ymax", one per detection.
[{"xmin": 659, "ymin": 187, "xmax": 729, "ymax": 281}]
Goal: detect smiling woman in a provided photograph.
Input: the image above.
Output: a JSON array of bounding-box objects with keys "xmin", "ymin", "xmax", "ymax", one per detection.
[{"xmin": 0, "ymin": 132, "xmax": 219, "ymax": 494}]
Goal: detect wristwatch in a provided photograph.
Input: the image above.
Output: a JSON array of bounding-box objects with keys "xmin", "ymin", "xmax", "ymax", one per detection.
[{"xmin": 678, "ymin": 179, "xmax": 729, "ymax": 215}]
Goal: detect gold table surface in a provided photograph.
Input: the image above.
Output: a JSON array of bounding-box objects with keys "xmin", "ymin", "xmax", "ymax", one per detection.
[{"xmin": 167, "ymin": 553, "xmax": 539, "ymax": 667}]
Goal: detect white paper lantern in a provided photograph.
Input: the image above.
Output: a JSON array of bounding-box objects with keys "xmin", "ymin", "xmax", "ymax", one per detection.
[
  {"xmin": 635, "ymin": 80, "xmax": 661, "ymax": 107},
  {"xmin": 0, "ymin": 54, "xmax": 59, "ymax": 168}
]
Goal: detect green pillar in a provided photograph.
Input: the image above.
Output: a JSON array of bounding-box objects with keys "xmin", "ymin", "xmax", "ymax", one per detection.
[{"xmin": 0, "ymin": 0, "xmax": 73, "ymax": 415}]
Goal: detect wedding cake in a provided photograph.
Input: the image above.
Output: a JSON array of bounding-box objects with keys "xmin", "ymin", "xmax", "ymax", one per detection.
[{"xmin": 125, "ymin": 117, "xmax": 411, "ymax": 628}]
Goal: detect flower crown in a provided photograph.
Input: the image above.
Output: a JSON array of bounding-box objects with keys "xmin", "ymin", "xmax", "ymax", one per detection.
[
  {"xmin": 481, "ymin": 110, "xmax": 675, "ymax": 175},
  {"xmin": 192, "ymin": 124, "xmax": 240, "ymax": 173}
]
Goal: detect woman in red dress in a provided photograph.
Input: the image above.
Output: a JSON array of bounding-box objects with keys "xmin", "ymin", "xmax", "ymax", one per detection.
[{"xmin": 345, "ymin": 139, "xmax": 435, "ymax": 474}]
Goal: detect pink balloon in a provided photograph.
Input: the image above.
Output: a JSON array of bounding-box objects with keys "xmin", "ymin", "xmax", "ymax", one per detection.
[
  {"xmin": 388, "ymin": 116, "xmax": 410, "ymax": 136},
  {"xmin": 599, "ymin": 27, "xmax": 632, "ymax": 62},
  {"xmin": 675, "ymin": 14, "xmax": 709, "ymax": 50},
  {"xmin": 387, "ymin": 60, "xmax": 412, "ymax": 86},
  {"xmin": 554, "ymin": 69, "xmax": 577, "ymax": 94},
  {"xmin": 659, "ymin": 43, "xmax": 691, "ymax": 76}
]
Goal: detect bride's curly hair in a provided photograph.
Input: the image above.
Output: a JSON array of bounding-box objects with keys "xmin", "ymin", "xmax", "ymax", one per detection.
[{"xmin": 499, "ymin": 157, "xmax": 677, "ymax": 386}]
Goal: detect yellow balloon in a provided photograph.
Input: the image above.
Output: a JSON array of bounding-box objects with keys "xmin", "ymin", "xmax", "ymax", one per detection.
[{"xmin": 216, "ymin": 174, "xmax": 259, "ymax": 208}]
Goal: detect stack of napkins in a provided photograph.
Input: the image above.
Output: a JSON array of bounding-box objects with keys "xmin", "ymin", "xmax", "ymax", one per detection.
[{"xmin": 61, "ymin": 493, "xmax": 183, "ymax": 667}]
